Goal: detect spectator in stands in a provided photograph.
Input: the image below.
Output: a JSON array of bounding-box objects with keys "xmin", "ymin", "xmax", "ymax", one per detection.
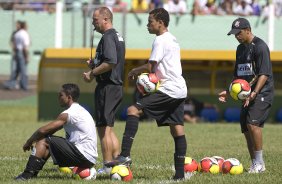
[
  {"xmin": 275, "ymin": 0, "xmax": 282, "ymax": 17},
  {"xmin": 202, "ymin": 0, "xmax": 217, "ymax": 15},
  {"xmin": 260, "ymin": 0, "xmax": 270, "ymax": 23},
  {"xmin": 184, "ymin": 97, "xmax": 219, "ymax": 124},
  {"xmin": 233, "ymin": 0, "xmax": 253, "ymax": 16},
  {"xmin": 112, "ymin": 0, "xmax": 128, "ymax": 12},
  {"xmin": 3, "ymin": 20, "xmax": 30, "ymax": 91},
  {"xmin": 216, "ymin": 0, "xmax": 233, "ymax": 15},
  {"xmin": 165, "ymin": 0, "xmax": 187, "ymax": 14},
  {"xmin": 250, "ymin": 0, "xmax": 261, "ymax": 16},
  {"xmin": 129, "ymin": 0, "xmax": 149, "ymax": 25},
  {"xmin": 191, "ymin": 0, "xmax": 210, "ymax": 15},
  {"xmin": 149, "ymin": 0, "xmax": 163, "ymax": 11},
  {"xmin": 130, "ymin": 0, "xmax": 149, "ymax": 13},
  {"xmin": 105, "ymin": 0, "xmax": 116, "ymax": 11}
]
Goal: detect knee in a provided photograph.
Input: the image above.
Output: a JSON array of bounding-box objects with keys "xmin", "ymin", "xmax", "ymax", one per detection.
[
  {"xmin": 36, "ymin": 138, "xmax": 49, "ymax": 147},
  {"xmin": 127, "ymin": 106, "xmax": 140, "ymax": 117}
]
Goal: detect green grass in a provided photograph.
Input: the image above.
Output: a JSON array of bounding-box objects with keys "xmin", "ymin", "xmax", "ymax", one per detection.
[{"xmin": 0, "ymin": 104, "xmax": 282, "ymax": 184}]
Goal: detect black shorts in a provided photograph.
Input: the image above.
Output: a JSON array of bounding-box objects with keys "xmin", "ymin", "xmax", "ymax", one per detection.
[
  {"xmin": 240, "ymin": 98, "xmax": 271, "ymax": 133},
  {"xmin": 95, "ymin": 83, "xmax": 123, "ymax": 127},
  {"xmin": 135, "ymin": 91, "xmax": 185, "ymax": 126},
  {"xmin": 47, "ymin": 135, "xmax": 94, "ymax": 167}
]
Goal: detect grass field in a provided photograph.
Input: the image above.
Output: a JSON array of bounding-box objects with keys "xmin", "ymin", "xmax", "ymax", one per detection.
[{"xmin": 0, "ymin": 98, "xmax": 282, "ymax": 184}]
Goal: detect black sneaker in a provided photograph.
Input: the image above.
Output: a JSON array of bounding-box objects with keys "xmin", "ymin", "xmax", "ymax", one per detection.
[
  {"xmin": 14, "ymin": 172, "xmax": 35, "ymax": 181},
  {"xmin": 105, "ymin": 155, "xmax": 132, "ymax": 167}
]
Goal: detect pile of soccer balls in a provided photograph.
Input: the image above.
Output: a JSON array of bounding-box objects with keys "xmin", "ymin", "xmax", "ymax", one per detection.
[
  {"xmin": 58, "ymin": 165, "xmax": 133, "ymax": 182},
  {"xmin": 184, "ymin": 156, "xmax": 244, "ymax": 175},
  {"xmin": 229, "ymin": 79, "xmax": 251, "ymax": 101}
]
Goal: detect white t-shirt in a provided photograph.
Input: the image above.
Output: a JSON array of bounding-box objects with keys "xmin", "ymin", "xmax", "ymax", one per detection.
[
  {"xmin": 149, "ymin": 32, "xmax": 187, "ymax": 99},
  {"xmin": 62, "ymin": 103, "xmax": 98, "ymax": 164},
  {"xmin": 14, "ymin": 29, "xmax": 30, "ymax": 51},
  {"xmin": 166, "ymin": 0, "xmax": 187, "ymax": 14}
]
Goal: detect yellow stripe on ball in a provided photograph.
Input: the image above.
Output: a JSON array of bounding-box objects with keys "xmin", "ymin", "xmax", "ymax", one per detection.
[{"xmin": 111, "ymin": 165, "xmax": 129, "ymax": 177}]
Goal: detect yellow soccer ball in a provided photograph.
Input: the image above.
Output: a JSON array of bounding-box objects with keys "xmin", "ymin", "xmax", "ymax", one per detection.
[
  {"xmin": 58, "ymin": 167, "xmax": 73, "ymax": 174},
  {"xmin": 222, "ymin": 158, "xmax": 244, "ymax": 175}
]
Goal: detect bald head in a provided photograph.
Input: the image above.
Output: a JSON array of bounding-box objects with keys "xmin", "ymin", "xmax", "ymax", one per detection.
[{"xmin": 92, "ymin": 7, "xmax": 113, "ymax": 33}]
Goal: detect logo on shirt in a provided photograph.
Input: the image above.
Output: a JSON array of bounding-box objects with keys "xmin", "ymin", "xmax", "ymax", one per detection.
[
  {"xmin": 116, "ymin": 33, "xmax": 124, "ymax": 42},
  {"xmin": 237, "ymin": 63, "xmax": 253, "ymax": 76}
]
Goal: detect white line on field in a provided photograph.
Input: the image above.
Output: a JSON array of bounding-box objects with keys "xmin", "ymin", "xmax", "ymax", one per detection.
[{"xmin": 0, "ymin": 156, "xmax": 173, "ymax": 169}]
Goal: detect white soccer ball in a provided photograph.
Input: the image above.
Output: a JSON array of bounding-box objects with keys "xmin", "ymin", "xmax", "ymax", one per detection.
[
  {"xmin": 222, "ymin": 158, "xmax": 244, "ymax": 175},
  {"xmin": 72, "ymin": 167, "xmax": 97, "ymax": 180},
  {"xmin": 229, "ymin": 79, "xmax": 251, "ymax": 101},
  {"xmin": 136, "ymin": 73, "xmax": 159, "ymax": 95}
]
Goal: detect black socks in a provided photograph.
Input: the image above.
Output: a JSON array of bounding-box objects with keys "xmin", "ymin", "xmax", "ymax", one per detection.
[
  {"xmin": 173, "ymin": 135, "xmax": 187, "ymax": 180},
  {"xmin": 120, "ymin": 115, "xmax": 139, "ymax": 157}
]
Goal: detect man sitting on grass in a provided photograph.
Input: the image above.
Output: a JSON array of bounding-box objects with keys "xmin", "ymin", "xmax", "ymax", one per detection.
[{"xmin": 15, "ymin": 83, "xmax": 98, "ymax": 180}]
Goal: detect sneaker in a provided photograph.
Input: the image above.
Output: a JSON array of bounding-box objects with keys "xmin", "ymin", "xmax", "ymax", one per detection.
[
  {"xmin": 105, "ymin": 155, "xmax": 132, "ymax": 167},
  {"xmin": 97, "ymin": 166, "xmax": 112, "ymax": 175},
  {"xmin": 248, "ymin": 162, "xmax": 266, "ymax": 173},
  {"xmin": 14, "ymin": 172, "xmax": 35, "ymax": 181},
  {"xmin": 172, "ymin": 172, "xmax": 194, "ymax": 181}
]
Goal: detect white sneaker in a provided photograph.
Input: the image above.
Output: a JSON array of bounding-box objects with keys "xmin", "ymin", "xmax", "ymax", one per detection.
[
  {"xmin": 97, "ymin": 166, "xmax": 112, "ymax": 175},
  {"xmin": 248, "ymin": 162, "xmax": 266, "ymax": 173}
]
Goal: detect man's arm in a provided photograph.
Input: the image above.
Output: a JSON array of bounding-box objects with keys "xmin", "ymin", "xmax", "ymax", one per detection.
[
  {"xmin": 23, "ymin": 113, "xmax": 68, "ymax": 152},
  {"xmin": 244, "ymin": 75, "xmax": 268, "ymax": 107},
  {"xmin": 91, "ymin": 62, "xmax": 114, "ymax": 76},
  {"xmin": 128, "ymin": 62, "xmax": 156, "ymax": 80},
  {"xmin": 83, "ymin": 62, "xmax": 114, "ymax": 82}
]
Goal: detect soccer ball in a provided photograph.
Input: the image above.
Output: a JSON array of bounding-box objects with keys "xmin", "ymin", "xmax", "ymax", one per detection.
[
  {"xmin": 229, "ymin": 79, "xmax": 251, "ymax": 101},
  {"xmin": 72, "ymin": 167, "xmax": 97, "ymax": 180},
  {"xmin": 110, "ymin": 165, "xmax": 133, "ymax": 182},
  {"xmin": 136, "ymin": 73, "xmax": 159, "ymax": 95},
  {"xmin": 58, "ymin": 167, "xmax": 73, "ymax": 174},
  {"xmin": 222, "ymin": 158, "xmax": 244, "ymax": 175},
  {"xmin": 198, "ymin": 157, "xmax": 220, "ymax": 174},
  {"xmin": 184, "ymin": 157, "xmax": 198, "ymax": 172},
  {"xmin": 211, "ymin": 156, "xmax": 225, "ymax": 172}
]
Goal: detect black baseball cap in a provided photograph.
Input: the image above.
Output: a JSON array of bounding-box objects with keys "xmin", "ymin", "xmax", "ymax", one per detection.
[{"xmin": 227, "ymin": 18, "xmax": 251, "ymax": 35}]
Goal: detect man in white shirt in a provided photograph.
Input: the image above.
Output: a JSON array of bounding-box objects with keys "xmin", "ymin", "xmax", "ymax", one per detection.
[
  {"xmin": 4, "ymin": 20, "xmax": 30, "ymax": 90},
  {"xmin": 108, "ymin": 8, "xmax": 190, "ymax": 181},
  {"xmin": 15, "ymin": 83, "xmax": 98, "ymax": 181},
  {"xmin": 165, "ymin": 0, "xmax": 187, "ymax": 14},
  {"xmin": 233, "ymin": 0, "xmax": 254, "ymax": 16}
]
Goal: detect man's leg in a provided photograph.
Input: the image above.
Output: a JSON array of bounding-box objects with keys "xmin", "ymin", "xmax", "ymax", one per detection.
[
  {"xmin": 97, "ymin": 126, "xmax": 115, "ymax": 163},
  {"xmin": 110, "ymin": 129, "xmax": 120, "ymax": 158},
  {"xmin": 106, "ymin": 106, "xmax": 141, "ymax": 166},
  {"xmin": 15, "ymin": 139, "xmax": 49, "ymax": 180},
  {"xmin": 244, "ymin": 131, "xmax": 255, "ymax": 162},
  {"xmin": 247, "ymin": 124, "xmax": 265, "ymax": 173},
  {"xmin": 18, "ymin": 53, "xmax": 28, "ymax": 90},
  {"xmin": 4, "ymin": 58, "xmax": 18, "ymax": 89},
  {"xmin": 170, "ymin": 124, "xmax": 187, "ymax": 180},
  {"xmin": 97, "ymin": 126, "xmax": 120, "ymax": 174}
]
